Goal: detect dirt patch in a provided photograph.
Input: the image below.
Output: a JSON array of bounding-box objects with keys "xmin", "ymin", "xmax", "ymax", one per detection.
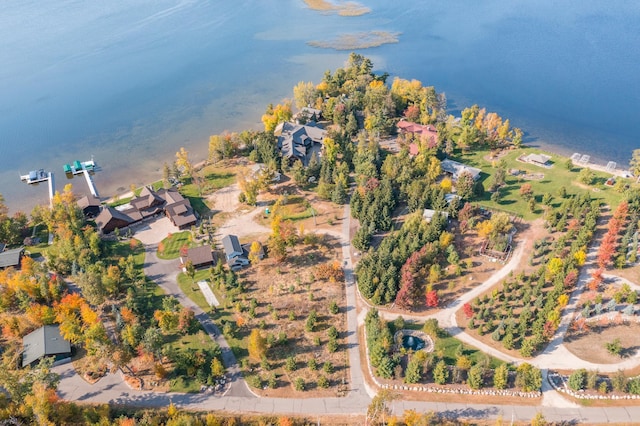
[
  {"xmin": 230, "ymin": 235, "xmax": 349, "ymax": 398},
  {"xmin": 564, "ymin": 323, "xmax": 640, "ymax": 364}
]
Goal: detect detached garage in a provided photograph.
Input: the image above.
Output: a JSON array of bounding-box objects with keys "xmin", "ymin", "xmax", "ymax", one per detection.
[{"xmin": 22, "ymin": 325, "xmax": 72, "ymax": 368}]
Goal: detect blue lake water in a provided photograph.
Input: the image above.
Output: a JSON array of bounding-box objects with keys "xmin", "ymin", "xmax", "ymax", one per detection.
[{"xmin": 1, "ymin": 0, "xmax": 639, "ymax": 212}]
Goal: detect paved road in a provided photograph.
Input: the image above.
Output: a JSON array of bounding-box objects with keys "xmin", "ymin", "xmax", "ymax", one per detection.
[{"xmin": 54, "ymin": 208, "xmax": 640, "ymax": 423}]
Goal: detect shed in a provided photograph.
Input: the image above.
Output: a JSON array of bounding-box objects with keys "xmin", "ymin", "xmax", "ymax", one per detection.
[
  {"xmin": 0, "ymin": 247, "xmax": 24, "ymax": 269},
  {"xmin": 524, "ymin": 153, "xmax": 552, "ymax": 166},
  {"xmin": 22, "ymin": 325, "xmax": 72, "ymax": 367}
]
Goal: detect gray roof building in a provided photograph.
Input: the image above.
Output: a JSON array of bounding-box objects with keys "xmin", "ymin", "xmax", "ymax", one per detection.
[
  {"xmin": 0, "ymin": 247, "xmax": 24, "ymax": 269},
  {"xmin": 441, "ymin": 159, "xmax": 482, "ymax": 181},
  {"xmin": 222, "ymin": 235, "xmax": 243, "ymax": 261},
  {"xmin": 22, "ymin": 325, "xmax": 72, "ymax": 367},
  {"xmin": 276, "ymin": 122, "xmax": 326, "ymax": 166}
]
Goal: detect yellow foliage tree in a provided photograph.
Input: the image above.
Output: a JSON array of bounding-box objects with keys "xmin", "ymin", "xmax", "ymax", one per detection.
[
  {"xmin": 476, "ymin": 221, "xmax": 494, "ymax": 239},
  {"xmin": 440, "ymin": 177, "xmax": 452, "ymax": 193},
  {"xmin": 261, "ymin": 102, "xmax": 292, "ymax": 132},
  {"xmin": 574, "ymin": 249, "xmax": 587, "ymax": 266},
  {"xmin": 247, "ymin": 329, "xmax": 267, "ymax": 362}
]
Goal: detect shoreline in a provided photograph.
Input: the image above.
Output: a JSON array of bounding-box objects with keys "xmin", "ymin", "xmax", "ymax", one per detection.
[{"xmin": 5, "ymin": 133, "xmax": 632, "ymax": 215}]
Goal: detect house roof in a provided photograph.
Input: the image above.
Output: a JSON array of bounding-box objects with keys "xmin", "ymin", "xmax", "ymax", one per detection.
[
  {"xmin": 130, "ymin": 187, "xmax": 165, "ymax": 210},
  {"xmin": 277, "ymin": 122, "xmax": 327, "ymax": 165},
  {"xmin": 0, "ymin": 247, "xmax": 24, "ymax": 269},
  {"xmin": 397, "ymin": 120, "xmax": 438, "ymax": 147},
  {"xmin": 95, "ymin": 207, "xmax": 134, "ymax": 232},
  {"xmin": 441, "ymin": 159, "xmax": 482, "ymax": 181},
  {"xmin": 165, "ymin": 200, "xmax": 197, "ymax": 228},
  {"xmin": 159, "ymin": 188, "xmax": 185, "ymax": 204},
  {"xmin": 77, "ymin": 195, "xmax": 101, "ymax": 209},
  {"xmin": 423, "ymin": 209, "xmax": 449, "ymax": 222},
  {"xmin": 524, "ymin": 153, "xmax": 552, "ymax": 164},
  {"xmin": 222, "ymin": 235, "xmax": 243, "ymax": 257},
  {"xmin": 22, "ymin": 325, "xmax": 71, "ymax": 367},
  {"xmin": 185, "ymin": 245, "xmax": 214, "ymax": 266}
]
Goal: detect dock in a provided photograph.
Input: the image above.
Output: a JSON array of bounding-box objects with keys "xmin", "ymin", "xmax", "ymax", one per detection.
[
  {"xmin": 82, "ymin": 168, "xmax": 99, "ymax": 198},
  {"xmin": 47, "ymin": 172, "xmax": 55, "ymax": 207}
]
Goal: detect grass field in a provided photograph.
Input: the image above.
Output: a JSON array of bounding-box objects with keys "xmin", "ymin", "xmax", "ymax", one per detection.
[
  {"xmin": 401, "ymin": 321, "xmax": 504, "ymax": 369},
  {"xmin": 176, "ymin": 270, "xmax": 248, "ymax": 361},
  {"xmin": 167, "ymin": 331, "xmax": 222, "ymax": 393},
  {"xmin": 179, "ymin": 166, "xmax": 237, "ymax": 216},
  {"xmin": 453, "ymin": 147, "xmax": 629, "ymax": 219},
  {"xmin": 157, "ymin": 231, "xmax": 193, "ymax": 260}
]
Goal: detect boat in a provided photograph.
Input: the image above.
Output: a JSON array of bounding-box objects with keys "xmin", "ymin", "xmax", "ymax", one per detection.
[
  {"xmin": 20, "ymin": 169, "xmax": 49, "ymax": 184},
  {"xmin": 63, "ymin": 164, "xmax": 72, "ymax": 174}
]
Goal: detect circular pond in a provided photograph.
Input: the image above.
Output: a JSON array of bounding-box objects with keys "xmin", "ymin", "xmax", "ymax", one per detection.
[
  {"xmin": 402, "ymin": 334, "xmax": 425, "ymax": 351},
  {"xmin": 394, "ymin": 329, "xmax": 434, "ymax": 353}
]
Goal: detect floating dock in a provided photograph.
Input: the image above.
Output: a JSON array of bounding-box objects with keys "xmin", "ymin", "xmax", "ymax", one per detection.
[
  {"xmin": 64, "ymin": 159, "xmax": 96, "ymax": 175},
  {"xmin": 20, "ymin": 169, "xmax": 49, "ymax": 184}
]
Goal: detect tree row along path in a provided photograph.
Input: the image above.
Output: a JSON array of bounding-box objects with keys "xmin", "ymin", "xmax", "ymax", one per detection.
[{"xmin": 54, "ymin": 203, "xmax": 640, "ymax": 424}]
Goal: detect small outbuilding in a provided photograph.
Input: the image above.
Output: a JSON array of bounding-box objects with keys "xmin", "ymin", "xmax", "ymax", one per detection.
[
  {"xmin": 22, "ymin": 325, "xmax": 72, "ymax": 368},
  {"xmin": 181, "ymin": 245, "xmax": 214, "ymax": 270},
  {"xmin": 77, "ymin": 195, "xmax": 101, "ymax": 218},
  {"xmin": 0, "ymin": 247, "xmax": 25, "ymax": 269},
  {"xmin": 423, "ymin": 209, "xmax": 449, "ymax": 223},
  {"xmin": 523, "ymin": 153, "xmax": 552, "ymax": 167}
]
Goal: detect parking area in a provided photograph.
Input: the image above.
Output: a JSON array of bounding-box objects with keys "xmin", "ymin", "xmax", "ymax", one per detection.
[{"xmin": 132, "ymin": 217, "xmax": 180, "ymax": 245}]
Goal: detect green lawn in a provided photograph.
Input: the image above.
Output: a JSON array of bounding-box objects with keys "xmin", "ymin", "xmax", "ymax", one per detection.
[
  {"xmin": 177, "ymin": 270, "xmax": 211, "ymax": 311},
  {"xmin": 167, "ymin": 331, "xmax": 221, "ymax": 393},
  {"xmin": 453, "ymin": 147, "xmax": 629, "ymax": 219},
  {"xmin": 177, "ymin": 270, "xmax": 248, "ymax": 360},
  {"xmin": 179, "ymin": 167, "xmax": 236, "ymax": 216},
  {"xmin": 399, "ymin": 320, "xmax": 504, "ymax": 368},
  {"xmin": 157, "ymin": 231, "xmax": 193, "ymax": 260}
]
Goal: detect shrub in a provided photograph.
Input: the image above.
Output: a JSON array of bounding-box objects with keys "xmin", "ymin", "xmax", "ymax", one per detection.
[
  {"xmin": 467, "ymin": 365, "xmax": 484, "ymax": 390},
  {"xmin": 327, "ymin": 338, "xmax": 338, "ymax": 353},
  {"xmin": 285, "ymin": 356, "xmax": 297, "ymax": 372},
  {"xmin": 323, "ymin": 361, "xmax": 334, "ymax": 374},
  {"xmin": 433, "ymin": 360, "xmax": 449, "ymax": 385},
  {"xmin": 628, "ymin": 378, "xmax": 640, "ymax": 395},
  {"xmin": 568, "ymin": 369, "xmax": 587, "ymax": 391},
  {"xmin": 612, "ymin": 370, "xmax": 627, "ymax": 393},
  {"xmin": 329, "ymin": 300, "xmax": 339, "ymax": 314},
  {"xmin": 605, "ymin": 338, "xmax": 622, "ymax": 357},
  {"xmin": 493, "ymin": 363, "xmax": 509, "ymax": 390},
  {"xmin": 294, "ymin": 377, "xmax": 305, "ymax": 391},
  {"xmin": 248, "ymin": 375, "xmax": 262, "ymax": 389},
  {"xmin": 515, "ymin": 363, "xmax": 542, "ymax": 392},
  {"xmin": 318, "ymin": 375, "xmax": 329, "ymax": 388},
  {"xmin": 307, "ymin": 358, "xmax": 317, "ymax": 371}
]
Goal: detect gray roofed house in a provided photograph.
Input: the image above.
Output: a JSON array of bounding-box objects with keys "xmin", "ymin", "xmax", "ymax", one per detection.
[
  {"xmin": 295, "ymin": 107, "xmax": 323, "ymax": 124},
  {"xmin": 441, "ymin": 159, "xmax": 482, "ymax": 181},
  {"xmin": 22, "ymin": 325, "xmax": 72, "ymax": 367},
  {"xmin": 222, "ymin": 235, "xmax": 243, "ymax": 261},
  {"xmin": 276, "ymin": 122, "xmax": 327, "ymax": 166},
  {"xmin": 0, "ymin": 247, "xmax": 24, "ymax": 269}
]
